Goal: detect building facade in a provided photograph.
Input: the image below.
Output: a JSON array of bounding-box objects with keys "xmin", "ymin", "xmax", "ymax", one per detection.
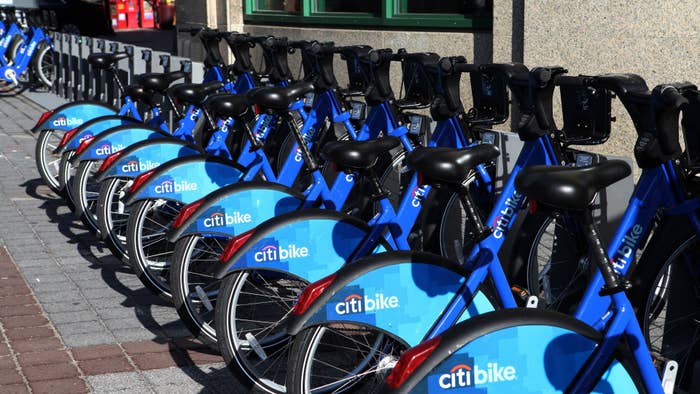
[{"xmin": 175, "ymin": 0, "xmax": 700, "ymax": 158}]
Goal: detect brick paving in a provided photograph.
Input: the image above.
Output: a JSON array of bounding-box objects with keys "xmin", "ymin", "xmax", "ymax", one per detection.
[{"xmin": 0, "ymin": 92, "xmax": 253, "ymax": 393}]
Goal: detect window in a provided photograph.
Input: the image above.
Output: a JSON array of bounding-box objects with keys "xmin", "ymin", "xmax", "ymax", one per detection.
[
  {"xmin": 244, "ymin": 0, "xmax": 492, "ymax": 29},
  {"xmin": 255, "ymin": 0, "xmax": 300, "ymax": 13}
]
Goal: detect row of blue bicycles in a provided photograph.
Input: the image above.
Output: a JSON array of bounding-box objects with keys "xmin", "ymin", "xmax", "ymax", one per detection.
[
  {"xmin": 0, "ymin": 8, "xmax": 55, "ymax": 90},
  {"xmin": 31, "ymin": 26, "xmax": 697, "ymax": 393}
]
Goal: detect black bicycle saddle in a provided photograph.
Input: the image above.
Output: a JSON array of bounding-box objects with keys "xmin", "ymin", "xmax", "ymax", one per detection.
[
  {"xmin": 407, "ymin": 145, "xmax": 500, "ymax": 186},
  {"xmin": 515, "ymin": 160, "xmax": 631, "ymax": 211}
]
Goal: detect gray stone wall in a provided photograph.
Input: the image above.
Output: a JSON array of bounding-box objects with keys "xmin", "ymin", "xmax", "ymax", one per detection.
[
  {"xmin": 522, "ymin": 0, "xmax": 698, "ymax": 159},
  {"xmin": 175, "ymin": 0, "xmax": 696, "ymax": 163}
]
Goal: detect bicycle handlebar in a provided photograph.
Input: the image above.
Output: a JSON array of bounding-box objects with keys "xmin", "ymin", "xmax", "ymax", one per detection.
[{"xmin": 656, "ymin": 83, "xmax": 694, "ymax": 109}]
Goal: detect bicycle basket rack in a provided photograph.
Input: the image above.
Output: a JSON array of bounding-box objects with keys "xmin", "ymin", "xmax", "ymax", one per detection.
[
  {"xmin": 400, "ymin": 53, "xmax": 441, "ymax": 107},
  {"xmin": 681, "ymin": 92, "xmax": 700, "ymax": 170},
  {"xmin": 558, "ymin": 77, "xmax": 614, "ymax": 145},
  {"xmin": 469, "ymin": 69, "xmax": 509, "ymax": 125}
]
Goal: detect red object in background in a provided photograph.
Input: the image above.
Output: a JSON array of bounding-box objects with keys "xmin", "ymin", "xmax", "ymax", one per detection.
[
  {"xmin": 141, "ymin": 0, "xmax": 155, "ymax": 28},
  {"xmin": 156, "ymin": 0, "xmax": 176, "ymax": 29},
  {"xmin": 126, "ymin": 0, "xmax": 139, "ymax": 27},
  {"xmin": 108, "ymin": 0, "xmax": 163, "ymax": 30}
]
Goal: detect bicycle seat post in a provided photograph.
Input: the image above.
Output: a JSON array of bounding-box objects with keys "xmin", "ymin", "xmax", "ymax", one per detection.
[
  {"xmin": 458, "ymin": 188, "xmax": 490, "ymax": 243},
  {"xmin": 581, "ymin": 208, "xmax": 632, "ymax": 296},
  {"xmin": 283, "ymin": 111, "xmax": 319, "ymax": 172}
]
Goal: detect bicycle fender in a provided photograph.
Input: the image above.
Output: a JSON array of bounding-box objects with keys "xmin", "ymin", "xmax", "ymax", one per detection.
[
  {"xmin": 166, "ymin": 182, "xmax": 305, "ymax": 242},
  {"xmin": 71, "ymin": 125, "xmax": 170, "ymax": 163},
  {"xmin": 59, "ymin": 116, "xmax": 138, "ymax": 153},
  {"xmin": 287, "ymin": 251, "xmax": 494, "ymax": 347},
  {"xmin": 123, "ymin": 156, "xmax": 245, "ymax": 205},
  {"xmin": 214, "ymin": 209, "xmax": 390, "ymax": 281},
  {"xmin": 96, "ymin": 139, "xmax": 203, "ymax": 182},
  {"xmin": 387, "ymin": 309, "xmax": 641, "ymax": 393},
  {"xmin": 32, "ymin": 101, "xmax": 117, "ymax": 132}
]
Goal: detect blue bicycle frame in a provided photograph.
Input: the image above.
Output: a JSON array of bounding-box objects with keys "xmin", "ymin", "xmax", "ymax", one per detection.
[
  {"xmin": 214, "ymin": 108, "xmax": 495, "ymax": 280},
  {"xmin": 562, "ymin": 160, "xmax": 700, "ymax": 392},
  {"xmin": 423, "ymin": 136, "xmax": 561, "ymax": 338},
  {"xmin": 0, "ymin": 25, "xmax": 49, "ymax": 84},
  {"xmin": 0, "ymin": 22, "xmax": 26, "ymax": 62},
  {"xmin": 344, "ymin": 116, "xmax": 495, "ymax": 254},
  {"xmin": 286, "ymin": 133, "xmax": 560, "ymax": 344}
]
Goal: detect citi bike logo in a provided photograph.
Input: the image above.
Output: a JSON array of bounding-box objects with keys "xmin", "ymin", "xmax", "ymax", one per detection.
[
  {"xmin": 437, "ymin": 363, "xmax": 517, "ymax": 389},
  {"xmin": 334, "ymin": 293, "xmax": 399, "ymax": 315},
  {"xmin": 153, "ymin": 180, "xmax": 198, "ymax": 194},
  {"xmin": 492, "ymin": 190, "xmax": 524, "ymax": 239},
  {"xmin": 255, "ymin": 115, "xmax": 273, "ymax": 142},
  {"xmin": 78, "ymin": 133, "xmax": 93, "ymax": 143},
  {"xmin": 611, "ymin": 224, "xmax": 643, "ymax": 271},
  {"xmin": 203, "ymin": 211, "xmax": 252, "ymax": 228},
  {"xmin": 253, "ymin": 244, "xmax": 309, "ymax": 263},
  {"xmin": 25, "ymin": 40, "xmax": 37, "ymax": 56},
  {"xmin": 52, "ymin": 116, "xmax": 84, "ymax": 128},
  {"xmin": 294, "ymin": 128, "xmax": 316, "ymax": 162},
  {"xmin": 121, "ymin": 160, "xmax": 160, "ymax": 173},
  {"xmin": 411, "ymin": 185, "xmax": 429, "ymax": 207},
  {"xmin": 188, "ymin": 108, "xmax": 201, "ymax": 121},
  {"xmin": 95, "ymin": 143, "xmax": 125, "ymax": 156}
]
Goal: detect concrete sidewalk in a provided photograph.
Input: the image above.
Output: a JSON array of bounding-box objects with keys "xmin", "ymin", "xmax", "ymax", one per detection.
[{"xmin": 0, "ymin": 92, "xmax": 250, "ymax": 393}]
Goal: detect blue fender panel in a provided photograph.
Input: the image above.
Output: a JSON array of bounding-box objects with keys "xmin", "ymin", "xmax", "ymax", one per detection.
[
  {"xmin": 214, "ymin": 209, "xmax": 390, "ymax": 282},
  {"xmin": 97, "ymin": 140, "xmax": 203, "ymax": 181},
  {"xmin": 72, "ymin": 126, "xmax": 170, "ymax": 162},
  {"xmin": 32, "ymin": 101, "xmax": 117, "ymax": 132},
  {"xmin": 124, "ymin": 156, "xmax": 245, "ymax": 205},
  {"xmin": 168, "ymin": 182, "xmax": 305, "ymax": 241},
  {"xmin": 61, "ymin": 116, "xmax": 138, "ymax": 152}
]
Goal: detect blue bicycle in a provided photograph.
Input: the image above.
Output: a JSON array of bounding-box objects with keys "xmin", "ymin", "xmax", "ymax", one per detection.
[
  {"xmin": 0, "ymin": 10, "xmax": 53, "ymax": 88},
  {"xmin": 32, "ymin": 27, "xmax": 223, "ymax": 194},
  {"xmin": 63, "ymin": 29, "xmax": 273, "ymax": 234},
  {"xmin": 93, "ymin": 34, "xmax": 298, "ymax": 262},
  {"xmin": 162, "ymin": 50, "xmax": 502, "ymax": 353},
  {"xmin": 286, "ymin": 75, "xmax": 700, "ymax": 393},
  {"xmin": 206, "ymin": 57, "xmax": 514, "ymax": 393},
  {"xmin": 381, "ymin": 81, "xmax": 695, "ymax": 392}
]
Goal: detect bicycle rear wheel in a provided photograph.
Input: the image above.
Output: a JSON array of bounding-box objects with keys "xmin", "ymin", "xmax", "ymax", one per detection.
[
  {"xmin": 388, "ymin": 309, "xmax": 644, "ymax": 393},
  {"xmin": 171, "ymin": 234, "xmax": 230, "ymax": 346},
  {"xmin": 631, "ymin": 217, "xmax": 700, "ymax": 393},
  {"xmin": 72, "ymin": 159, "xmax": 103, "ymax": 234},
  {"xmin": 31, "ymin": 42, "xmax": 55, "ymax": 88},
  {"xmin": 97, "ymin": 177, "xmax": 132, "ymax": 263},
  {"xmin": 57, "ymin": 151, "xmax": 77, "ymax": 211},
  {"xmin": 216, "ymin": 269, "xmax": 309, "ymax": 393},
  {"xmin": 126, "ymin": 199, "xmax": 184, "ymax": 300},
  {"xmin": 287, "ymin": 325, "xmax": 407, "ymax": 394}
]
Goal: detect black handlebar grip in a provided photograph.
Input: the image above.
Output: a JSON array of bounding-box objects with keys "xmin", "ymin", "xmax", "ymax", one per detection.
[
  {"xmin": 659, "ymin": 85, "xmax": 691, "ymax": 109},
  {"xmin": 453, "ymin": 62, "xmax": 478, "ymax": 74},
  {"xmin": 555, "ymin": 75, "xmax": 595, "ymax": 87}
]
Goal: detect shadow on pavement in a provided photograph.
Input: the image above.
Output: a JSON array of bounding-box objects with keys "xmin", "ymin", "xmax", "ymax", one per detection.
[{"xmin": 23, "ymin": 176, "xmax": 253, "ymax": 391}]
